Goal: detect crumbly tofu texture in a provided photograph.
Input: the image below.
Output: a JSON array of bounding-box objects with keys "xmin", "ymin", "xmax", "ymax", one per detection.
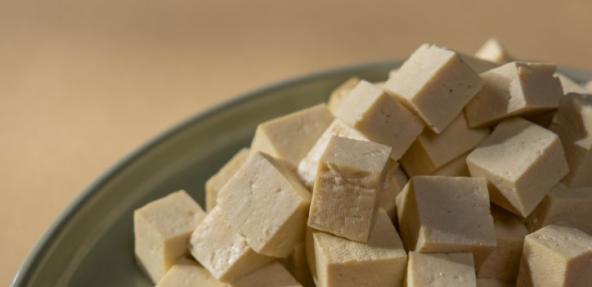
[
  {"xmin": 464, "ymin": 62, "xmax": 563, "ymax": 128},
  {"xmin": 232, "ymin": 262, "xmax": 302, "ymax": 287},
  {"xmin": 308, "ymin": 136, "xmax": 391, "ymax": 242},
  {"xmin": 516, "ymin": 225, "xmax": 592, "ymax": 287},
  {"xmin": 217, "ymin": 151, "xmax": 311, "ymax": 257},
  {"xmin": 555, "ymin": 73, "xmax": 589, "ymax": 94},
  {"xmin": 312, "ymin": 210, "xmax": 408, "ymax": 287},
  {"xmin": 251, "ymin": 104, "xmax": 334, "ymax": 167},
  {"xmin": 380, "ymin": 159, "xmax": 409, "ymax": 220},
  {"xmin": 327, "ymin": 77, "xmax": 360, "ymax": 113},
  {"xmin": 156, "ymin": 258, "xmax": 227, "ymax": 287},
  {"xmin": 134, "ymin": 191, "xmax": 206, "ymax": 283},
  {"xmin": 467, "ymin": 118, "xmax": 569, "ymax": 217},
  {"xmin": 407, "ymin": 252, "xmax": 477, "ymax": 287},
  {"xmin": 335, "ymin": 80, "xmax": 423, "ymax": 159},
  {"xmin": 475, "ymin": 38, "xmax": 513, "ymax": 64},
  {"xmin": 385, "ymin": 44, "xmax": 483, "ymax": 133},
  {"xmin": 205, "ymin": 148, "xmax": 249, "ymax": 211}
]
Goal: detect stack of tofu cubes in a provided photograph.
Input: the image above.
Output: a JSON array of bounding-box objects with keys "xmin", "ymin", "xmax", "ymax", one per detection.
[{"xmin": 134, "ymin": 39, "xmax": 592, "ymax": 287}]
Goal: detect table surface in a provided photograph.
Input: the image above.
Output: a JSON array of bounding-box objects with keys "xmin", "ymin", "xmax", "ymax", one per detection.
[{"xmin": 2, "ymin": 0, "xmax": 591, "ymax": 285}]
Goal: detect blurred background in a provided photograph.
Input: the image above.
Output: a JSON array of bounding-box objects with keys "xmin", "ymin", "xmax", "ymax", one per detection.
[{"xmin": 1, "ymin": 0, "xmax": 591, "ymax": 284}]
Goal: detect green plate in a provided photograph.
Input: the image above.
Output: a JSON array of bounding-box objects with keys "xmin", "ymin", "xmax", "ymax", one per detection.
[{"xmin": 12, "ymin": 61, "xmax": 591, "ymax": 287}]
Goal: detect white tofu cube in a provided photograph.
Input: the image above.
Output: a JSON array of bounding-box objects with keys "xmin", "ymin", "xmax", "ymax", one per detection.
[
  {"xmin": 327, "ymin": 77, "xmax": 360, "ymax": 114},
  {"xmin": 205, "ymin": 148, "xmax": 249, "ymax": 211},
  {"xmin": 475, "ymin": 38, "xmax": 513, "ymax": 64},
  {"xmin": 407, "ymin": 252, "xmax": 477, "ymax": 287},
  {"xmin": 156, "ymin": 258, "xmax": 226, "ymax": 287},
  {"xmin": 380, "ymin": 160, "xmax": 408, "ymax": 220}
]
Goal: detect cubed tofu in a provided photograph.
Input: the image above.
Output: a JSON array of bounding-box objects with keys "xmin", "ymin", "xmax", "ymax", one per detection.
[
  {"xmin": 395, "ymin": 176, "xmax": 496, "ymax": 264},
  {"xmin": 335, "ymin": 80, "xmax": 423, "ymax": 159},
  {"xmin": 555, "ymin": 73, "xmax": 589, "ymax": 94},
  {"xmin": 280, "ymin": 243, "xmax": 315, "ymax": 287},
  {"xmin": 232, "ymin": 262, "xmax": 302, "ymax": 287},
  {"xmin": 308, "ymin": 136, "xmax": 391, "ymax": 242},
  {"xmin": 406, "ymin": 252, "xmax": 477, "ymax": 287},
  {"xmin": 205, "ymin": 148, "xmax": 249, "ymax": 211},
  {"xmin": 459, "ymin": 52, "xmax": 500, "ymax": 73},
  {"xmin": 516, "ymin": 225, "xmax": 592, "ymax": 287},
  {"xmin": 477, "ymin": 279, "xmax": 514, "ymax": 287},
  {"xmin": 297, "ymin": 119, "xmax": 368, "ymax": 188},
  {"xmin": 251, "ymin": 104, "xmax": 334, "ymax": 167},
  {"xmin": 464, "ymin": 62, "xmax": 563, "ymax": 128},
  {"xmin": 478, "ymin": 207, "xmax": 528, "ymax": 281},
  {"xmin": 467, "ymin": 118, "xmax": 569, "ymax": 217},
  {"xmin": 385, "ymin": 44, "xmax": 483, "ymax": 133},
  {"xmin": 475, "ymin": 38, "xmax": 513, "ymax": 64},
  {"xmin": 380, "ymin": 160, "xmax": 409, "ymax": 220},
  {"xmin": 190, "ymin": 207, "xmax": 272, "ymax": 282},
  {"xmin": 327, "ymin": 77, "xmax": 360, "ymax": 113},
  {"xmin": 134, "ymin": 191, "xmax": 206, "ymax": 283},
  {"xmin": 217, "ymin": 152, "xmax": 311, "ymax": 257},
  {"xmin": 527, "ymin": 184, "xmax": 592, "ymax": 235},
  {"xmin": 432, "ymin": 152, "xmax": 470, "ymax": 177},
  {"xmin": 400, "ymin": 113, "xmax": 489, "ymax": 176},
  {"xmin": 550, "ymin": 93, "xmax": 592, "ymax": 187},
  {"xmin": 312, "ymin": 210, "xmax": 408, "ymax": 287},
  {"xmin": 156, "ymin": 258, "xmax": 227, "ymax": 287}
]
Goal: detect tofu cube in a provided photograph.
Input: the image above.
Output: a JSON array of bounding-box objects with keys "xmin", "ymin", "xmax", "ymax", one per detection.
[
  {"xmin": 205, "ymin": 148, "xmax": 249, "ymax": 211},
  {"xmin": 308, "ymin": 136, "xmax": 391, "ymax": 242},
  {"xmin": 232, "ymin": 262, "xmax": 302, "ymax": 287},
  {"xmin": 280, "ymin": 243, "xmax": 315, "ymax": 287},
  {"xmin": 251, "ymin": 104, "xmax": 334, "ymax": 167},
  {"xmin": 380, "ymin": 159, "xmax": 409, "ymax": 220},
  {"xmin": 459, "ymin": 52, "xmax": 500, "ymax": 73},
  {"xmin": 327, "ymin": 77, "xmax": 360, "ymax": 113},
  {"xmin": 312, "ymin": 210, "xmax": 408, "ymax": 287},
  {"xmin": 467, "ymin": 118, "xmax": 569, "ymax": 217},
  {"xmin": 406, "ymin": 252, "xmax": 477, "ymax": 287},
  {"xmin": 555, "ymin": 73, "xmax": 589, "ymax": 95},
  {"xmin": 384, "ymin": 44, "xmax": 483, "ymax": 133},
  {"xmin": 477, "ymin": 279, "xmax": 514, "ymax": 287},
  {"xmin": 464, "ymin": 62, "xmax": 563, "ymax": 127},
  {"xmin": 432, "ymin": 152, "xmax": 470, "ymax": 177},
  {"xmin": 475, "ymin": 38, "xmax": 513, "ymax": 64},
  {"xmin": 401, "ymin": 113, "xmax": 489, "ymax": 176},
  {"xmin": 516, "ymin": 225, "xmax": 592, "ymax": 287},
  {"xmin": 335, "ymin": 80, "xmax": 424, "ymax": 159},
  {"xmin": 190, "ymin": 207, "xmax": 272, "ymax": 282},
  {"xmin": 134, "ymin": 191, "xmax": 206, "ymax": 283},
  {"xmin": 156, "ymin": 258, "xmax": 227, "ymax": 287}
]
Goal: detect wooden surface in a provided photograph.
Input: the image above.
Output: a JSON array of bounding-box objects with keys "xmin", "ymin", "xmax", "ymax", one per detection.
[{"xmin": 1, "ymin": 0, "xmax": 591, "ymax": 285}]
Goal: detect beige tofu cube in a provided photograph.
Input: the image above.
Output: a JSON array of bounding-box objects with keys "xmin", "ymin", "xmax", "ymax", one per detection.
[
  {"xmin": 335, "ymin": 80, "xmax": 424, "ymax": 159},
  {"xmin": 156, "ymin": 258, "xmax": 227, "ymax": 287},
  {"xmin": 308, "ymin": 136, "xmax": 391, "ymax": 242},
  {"xmin": 251, "ymin": 104, "xmax": 334, "ymax": 167},
  {"xmin": 527, "ymin": 184, "xmax": 592, "ymax": 235},
  {"xmin": 432, "ymin": 152, "xmax": 470, "ymax": 177},
  {"xmin": 407, "ymin": 252, "xmax": 477, "ymax": 287},
  {"xmin": 475, "ymin": 38, "xmax": 513, "ymax": 64},
  {"xmin": 297, "ymin": 119, "xmax": 368, "ymax": 188},
  {"xmin": 465, "ymin": 62, "xmax": 563, "ymax": 128},
  {"xmin": 327, "ymin": 77, "xmax": 360, "ymax": 113},
  {"xmin": 555, "ymin": 73, "xmax": 589, "ymax": 94},
  {"xmin": 395, "ymin": 176, "xmax": 496, "ymax": 263},
  {"xmin": 380, "ymin": 160, "xmax": 409, "ymax": 220},
  {"xmin": 516, "ymin": 225, "xmax": 592, "ymax": 287},
  {"xmin": 478, "ymin": 207, "xmax": 528, "ymax": 281},
  {"xmin": 232, "ymin": 262, "xmax": 302, "ymax": 287},
  {"xmin": 134, "ymin": 191, "xmax": 206, "ymax": 283},
  {"xmin": 190, "ymin": 207, "xmax": 272, "ymax": 282},
  {"xmin": 312, "ymin": 210, "xmax": 408, "ymax": 287},
  {"xmin": 385, "ymin": 44, "xmax": 483, "ymax": 133},
  {"xmin": 467, "ymin": 118, "xmax": 569, "ymax": 217},
  {"xmin": 400, "ymin": 113, "xmax": 489, "ymax": 176},
  {"xmin": 550, "ymin": 93, "xmax": 592, "ymax": 187},
  {"xmin": 205, "ymin": 148, "xmax": 249, "ymax": 211},
  {"xmin": 388, "ymin": 68, "xmax": 399, "ymax": 79},
  {"xmin": 459, "ymin": 52, "xmax": 500, "ymax": 73},
  {"xmin": 477, "ymin": 279, "xmax": 514, "ymax": 287},
  {"xmin": 280, "ymin": 243, "xmax": 315, "ymax": 287},
  {"xmin": 217, "ymin": 152, "xmax": 311, "ymax": 257}
]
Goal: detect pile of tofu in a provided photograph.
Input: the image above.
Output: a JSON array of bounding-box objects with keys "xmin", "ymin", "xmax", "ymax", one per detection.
[{"xmin": 134, "ymin": 38, "xmax": 592, "ymax": 287}]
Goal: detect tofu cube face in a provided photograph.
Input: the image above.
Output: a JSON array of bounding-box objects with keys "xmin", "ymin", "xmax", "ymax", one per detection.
[
  {"xmin": 313, "ymin": 210, "xmax": 408, "ymax": 287},
  {"xmin": 205, "ymin": 148, "xmax": 249, "ymax": 211},
  {"xmin": 464, "ymin": 62, "xmax": 563, "ymax": 128},
  {"xmin": 406, "ymin": 252, "xmax": 477, "ymax": 287},
  {"xmin": 327, "ymin": 77, "xmax": 360, "ymax": 114},
  {"xmin": 475, "ymin": 38, "xmax": 513, "ymax": 64},
  {"xmin": 251, "ymin": 104, "xmax": 334, "ymax": 167},
  {"xmin": 134, "ymin": 191, "xmax": 206, "ymax": 283},
  {"xmin": 232, "ymin": 262, "xmax": 303, "ymax": 287},
  {"xmin": 380, "ymin": 160, "xmax": 409, "ymax": 220},
  {"xmin": 467, "ymin": 118, "xmax": 569, "ymax": 217},
  {"xmin": 517, "ymin": 225, "xmax": 592, "ymax": 287},
  {"xmin": 217, "ymin": 151, "xmax": 311, "ymax": 258},
  {"xmin": 335, "ymin": 80, "xmax": 424, "ymax": 160},
  {"xmin": 385, "ymin": 44, "xmax": 483, "ymax": 133},
  {"xmin": 156, "ymin": 259, "xmax": 227, "ymax": 287},
  {"xmin": 308, "ymin": 136, "xmax": 391, "ymax": 242},
  {"xmin": 432, "ymin": 152, "xmax": 471, "ymax": 177}
]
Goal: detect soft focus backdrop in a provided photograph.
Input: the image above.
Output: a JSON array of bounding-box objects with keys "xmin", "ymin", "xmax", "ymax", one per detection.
[{"xmin": 1, "ymin": 0, "xmax": 591, "ymax": 285}]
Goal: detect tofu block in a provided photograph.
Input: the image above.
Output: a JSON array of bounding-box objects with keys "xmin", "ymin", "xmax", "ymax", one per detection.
[
  {"xmin": 297, "ymin": 119, "xmax": 368, "ymax": 188},
  {"xmin": 335, "ymin": 80, "xmax": 423, "ymax": 159},
  {"xmin": 516, "ymin": 225, "xmax": 592, "ymax": 287},
  {"xmin": 407, "ymin": 252, "xmax": 477, "ymax": 287},
  {"xmin": 459, "ymin": 52, "xmax": 500, "ymax": 73},
  {"xmin": 527, "ymin": 184, "xmax": 592, "ymax": 235},
  {"xmin": 205, "ymin": 148, "xmax": 249, "ymax": 211},
  {"xmin": 395, "ymin": 176, "xmax": 496, "ymax": 262},
  {"xmin": 232, "ymin": 262, "xmax": 302, "ymax": 287},
  {"xmin": 467, "ymin": 118, "xmax": 569, "ymax": 217},
  {"xmin": 555, "ymin": 73, "xmax": 589, "ymax": 94},
  {"xmin": 432, "ymin": 152, "xmax": 470, "ymax": 177},
  {"xmin": 475, "ymin": 38, "xmax": 513, "ymax": 64},
  {"xmin": 308, "ymin": 136, "xmax": 391, "ymax": 242},
  {"xmin": 385, "ymin": 44, "xmax": 483, "ymax": 133},
  {"xmin": 312, "ymin": 210, "xmax": 408, "ymax": 287},
  {"xmin": 190, "ymin": 207, "xmax": 272, "ymax": 282},
  {"xmin": 217, "ymin": 152, "xmax": 311, "ymax": 257},
  {"xmin": 281, "ymin": 243, "xmax": 315, "ymax": 287},
  {"xmin": 380, "ymin": 159, "xmax": 409, "ymax": 220},
  {"xmin": 478, "ymin": 207, "xmax": 528, "ymax": 281},
  {"xmin": 251, "ymin": 104, "xmax": 334, "ymax": 167},
  {"xmin": 550, "ymin": 93, "xmax": 592, "ymax": 187},
  {"xmin": 400, "ymin": 113, "xmax": 489, "ymax": 175},
  {"xmin": 327, "ymin": 77, "xmax": 360, "ymax": 113},
  {"xmin": 465, "ymin": 62, "xmax": 563, "ymax": 127},
  {"xmin": 156, "ymin": 258, "xmax": 227, "ymax": 287},
  {"xmin": 477, "ymin": 279, "xmax": 513, "ymax": 287},
  {"xmin": 134, "ymin": 191, "xmax": 206, "ymax": 283}
]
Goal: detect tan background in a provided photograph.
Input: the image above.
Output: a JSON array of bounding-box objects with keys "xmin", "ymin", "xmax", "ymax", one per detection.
[{"xmin": 1, "ymin": 0, "xmax": 591, "ymax": 285}]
